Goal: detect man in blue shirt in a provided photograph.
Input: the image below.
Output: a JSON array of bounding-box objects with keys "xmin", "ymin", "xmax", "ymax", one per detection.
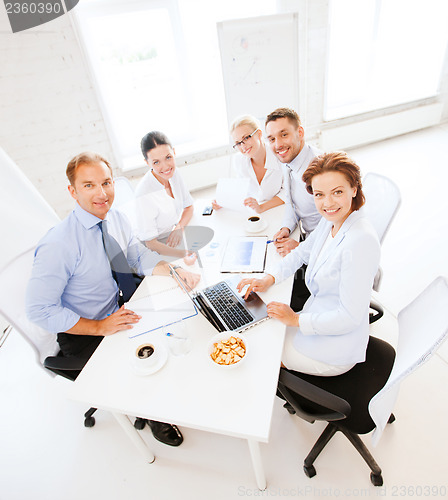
[{"xmin": 26, "ymin": 151, "xmax": 200, "ymax": 446}]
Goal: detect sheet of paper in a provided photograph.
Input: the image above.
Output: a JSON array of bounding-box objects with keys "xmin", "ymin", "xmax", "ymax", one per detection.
[
  {"xmin": 220, "ymin": 236, "xmax": 268, "ymax": 273},
  {"xmin": 215, "ymin": 177, "xmax": 250, "ymax": 211},
  {"xmin": 126, "ymin": 294, "xmax": 197, "ymax": 339}
]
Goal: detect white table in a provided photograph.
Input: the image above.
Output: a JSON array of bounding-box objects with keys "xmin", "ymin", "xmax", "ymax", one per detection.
[{"xmin": 70, "ymin": 202, "xmax": 294, "ymax": 490}]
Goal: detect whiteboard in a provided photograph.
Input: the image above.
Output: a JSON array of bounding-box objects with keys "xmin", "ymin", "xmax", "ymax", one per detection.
[{"xmin": 217, "ymin": 13, "xmax": 299, "ymax": 128}]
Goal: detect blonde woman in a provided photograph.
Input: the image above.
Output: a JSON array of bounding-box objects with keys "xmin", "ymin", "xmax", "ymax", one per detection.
[{"xmin": 212, "ymin": 115, "xmax": 286, "ymax": 213}]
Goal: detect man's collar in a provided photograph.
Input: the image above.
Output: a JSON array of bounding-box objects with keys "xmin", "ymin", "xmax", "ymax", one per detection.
[
  {"xmin": 287, "ymin": 143, "xmax": 310, "ymax": 171},
  {"xmin": 73, "ymin": 203, "xmax": 107, "ymax": 230}
]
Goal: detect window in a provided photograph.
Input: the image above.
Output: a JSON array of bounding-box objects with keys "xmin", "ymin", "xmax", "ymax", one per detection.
[
  {"xmin": 74, "ymin": 0, "xmax": 276, "ymax": 170},
  {"xmin": 325, "ymin": 0, "xmax": 448, "ymax": 121}
]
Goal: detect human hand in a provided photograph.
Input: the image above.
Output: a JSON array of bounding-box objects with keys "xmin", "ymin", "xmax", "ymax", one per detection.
[
  {"xmin": 211, "ymin": 200, "xmax": 222, "ymax": 210},
  {"xmin": 273, "ymin": 227, "xmax": 290, "ymax": 241},
  {"xmin": 266, "ymin": 301, "xmax": 299, "ymax": 327},
  {"xmin": 243, "ymin": 197, "xmax": 262, "ymax": 213},
  {"xmin": 97, "ymin": 306, "xmax": 141, "ymax": 335},
  {"xmin": 183, "ymin": 252, "xmax": 198, "ymax": 266},
  {"xmin": 274, "ymin": 237, "xmax": 299, "ymax": 257},
  {"xmin": 236, "ymin": 274, "xmax": 275, "ymax": 300},
  {"xmin": 166, "ymin": 227, "xmax": 183, "ymax": 247},
  {"xmin": 176, "ymin": 267, "xmax": 201, "ymax": 289}
]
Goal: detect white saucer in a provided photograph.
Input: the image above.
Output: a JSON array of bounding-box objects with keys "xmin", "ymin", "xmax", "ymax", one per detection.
[
  {"xmin": 245, "ymin": 219, "xmax": 268, "ymax": 234},
  {"xmin": 131, "ymin": 344, "xmax": 168, "ymax": 376}
]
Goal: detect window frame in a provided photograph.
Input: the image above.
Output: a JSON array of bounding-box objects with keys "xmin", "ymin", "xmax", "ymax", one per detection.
[
  {"xmin": 70, "ymin": 0, "xmax": 234, "ymax": 174},
  {"xmin": 323, "ymin": 0, "xmax": 448, "ymax": 123}
]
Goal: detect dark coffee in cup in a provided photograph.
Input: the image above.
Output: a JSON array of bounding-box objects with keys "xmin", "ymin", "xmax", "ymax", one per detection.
[
  {"xmin": 137, "ymin": 344, "xmax": 154, "ymax": 359},
  {"xmin": 248, "ymin": 216, "xmax": 260, "ymax": 222}
]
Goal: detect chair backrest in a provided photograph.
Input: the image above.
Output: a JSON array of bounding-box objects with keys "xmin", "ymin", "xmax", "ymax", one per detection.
[
  {"xmin": 113, "ymin": 176, "xmax": 138, "ymax": 229},
  {"xmin": 0, "ymin": 249, "xmax": 60, "ymax": 365},
  {"xmin": 369, "ymin": 276, "xmax": 448, "ymax": 445},
  {"xmin": 0, "ymin": 147, "xmax": 60, "ymax": 266},
  {"xmin": 0, "ymin": 147, "xmax": 60, "ymax": 367},
  {"xmin": 363, "ymin": 172, "xmax": 401, "ymax": 245}
]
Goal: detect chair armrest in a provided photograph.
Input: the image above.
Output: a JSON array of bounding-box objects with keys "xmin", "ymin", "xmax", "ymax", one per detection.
[
  {"xmin": 369, "ymin": 299, "xmax": 384, "ymax": 324},
  {"xmin": 278, "ymin": 368, "xmax": 351, "ymax": 423},
  {"xmin": 44, "ymin": 355, "xmax": 88, "ymax": 371}
]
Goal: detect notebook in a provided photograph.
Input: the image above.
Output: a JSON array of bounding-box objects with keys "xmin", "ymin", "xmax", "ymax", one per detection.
[{"xmin": 170, "ymin": 266, "xmax": 269, "ymax": 333}]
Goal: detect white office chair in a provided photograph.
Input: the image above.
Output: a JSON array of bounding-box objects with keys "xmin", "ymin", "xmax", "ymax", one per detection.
[
  {"xmin": 0, "ymin": 147, "xmax": 97, "ymax": 425},
  {"xmin": 362, "ymin": 172, "xmax": 401, "ymax": 323},
  {"xmin": 113, "ymin": 176, "xmax": 139, "ymax": 229},
  {"xmin": 363, "ymin": 172, "xmax": 401, "ymax": 292},
  {"xmin": 0, "ymin": 147, "xmax": 60, "ymax": 366},
  {"xmin": 369, "ymin": 276, "xmax": 448, "ymax": 445}
]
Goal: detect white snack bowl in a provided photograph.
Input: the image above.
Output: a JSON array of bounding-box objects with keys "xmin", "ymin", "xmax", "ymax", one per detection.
[{"xmin": 207, "ymin": 332, "xmax": 247, "ymax": 369}]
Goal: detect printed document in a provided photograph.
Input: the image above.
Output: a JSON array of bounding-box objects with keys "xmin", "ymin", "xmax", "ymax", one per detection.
[
  {"xmin": 215, "ymin": 178, "xmax": 250, "ymax": 211},
  {"xmin": 220, "ymin": 236, "xmax": 268, "ymax": 273}
]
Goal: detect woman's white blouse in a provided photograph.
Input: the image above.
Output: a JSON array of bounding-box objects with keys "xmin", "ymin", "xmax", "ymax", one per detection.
[
  {"xmin": 231, "ymin": 145, "xmax": 286, "ymax": 203},
  {"xmin": 134, "ymin": 169, "xmax": 193, "ymax": 241}
]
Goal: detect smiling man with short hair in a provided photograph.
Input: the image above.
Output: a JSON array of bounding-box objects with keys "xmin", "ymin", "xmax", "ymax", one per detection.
[{"xmin": 26, "ymin": 151, "xmax": 199, "ymax": 446}]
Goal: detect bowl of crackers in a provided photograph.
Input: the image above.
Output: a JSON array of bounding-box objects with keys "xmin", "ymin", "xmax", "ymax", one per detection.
[{"xmin": 207, "ymin": 333, "xmax": 247, "ymax": 369}]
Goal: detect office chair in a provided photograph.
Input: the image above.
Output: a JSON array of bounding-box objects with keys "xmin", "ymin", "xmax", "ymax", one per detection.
[
  {"xmin": 113, "ymin": 176, "xmax": 139, "ymax": 228},
  {"xmin": 277, "ymin": 276, "xmax": 448, "ymax": 486},
  {"xmin": 0, "ymin": 147, "xmax": 97, "ymax": 427},
  {"xmin": 363, "ymin": 172, "xmax": 401, "ymax": 323}
]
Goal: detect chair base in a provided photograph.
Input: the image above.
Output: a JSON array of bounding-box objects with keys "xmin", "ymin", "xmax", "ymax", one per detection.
[
  {"xmin": 84, "ymin": 407, "xmax": 97, "ymax": 428},
  {"xmin": 303, "ymin": 422, "xmax": 383, "ymax": 486}
]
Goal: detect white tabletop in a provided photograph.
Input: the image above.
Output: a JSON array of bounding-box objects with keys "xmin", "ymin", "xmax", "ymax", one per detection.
[{"xmin": 70, "ymin": 202, "xmax": 293, "ymax": 443}]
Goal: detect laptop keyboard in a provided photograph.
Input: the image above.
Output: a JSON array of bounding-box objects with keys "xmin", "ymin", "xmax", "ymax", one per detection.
[{"xmin": 202, "ymin": 281, "xmax": 254, "ymax": 330}]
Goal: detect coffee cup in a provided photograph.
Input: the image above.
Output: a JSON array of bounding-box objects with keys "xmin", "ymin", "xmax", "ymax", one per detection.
[
  {"xmin": 246, "ymin": 215, "xmax": 264, "ymax": 232},
  {"xmin": 135, "ymin": 343, "xmax": 159, "ymax": 368}
]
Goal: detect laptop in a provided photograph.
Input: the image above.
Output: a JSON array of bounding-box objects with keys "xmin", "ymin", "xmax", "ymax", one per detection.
[{"xmin": 169, "ymin": 266, "xmax": 269, "ymax": 333}]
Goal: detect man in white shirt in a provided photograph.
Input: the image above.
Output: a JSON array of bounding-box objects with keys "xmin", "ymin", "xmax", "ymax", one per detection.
[
  {"xmin": 265, "ymin": 108, "xmax": 322, "ymax": 312},
  {"xmin": 266, "ymin": 108, "xmax": 321, "ymax": 256}
]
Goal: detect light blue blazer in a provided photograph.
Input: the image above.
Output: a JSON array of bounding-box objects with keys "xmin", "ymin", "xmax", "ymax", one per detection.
[{"xmin": 269, "ymin": 209, "xmax": 380, "ymax": 366}]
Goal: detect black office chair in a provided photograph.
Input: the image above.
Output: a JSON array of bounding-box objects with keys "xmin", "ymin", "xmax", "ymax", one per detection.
[
  {"xmin": 277, "ymin": 336, "xmax": 396, "ymax": 486},
  {"xmin": 43, "ymin": 351, "xmax": 98, "ymax": 427}
]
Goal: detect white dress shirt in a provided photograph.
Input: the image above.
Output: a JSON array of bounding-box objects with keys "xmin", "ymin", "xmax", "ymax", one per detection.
[
  {"xmin": 231, "ymin": 145, "xmax": 286, "ymax": 203},
  {"xmin": 268, "ymin": 209, "xmax": 380, "ymax": 366},
  {"xmin": 135, "ymin": 169, "xmax": 193, "ymax": 241},
  {"xmin": 281, "ymin": 143, "xmax": 322, "ymax": 235}
]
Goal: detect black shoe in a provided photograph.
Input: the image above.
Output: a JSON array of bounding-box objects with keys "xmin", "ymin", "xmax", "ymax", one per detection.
[{"xmin": 147, "ymin": 420, "xmax": 183, "ymax": 447}]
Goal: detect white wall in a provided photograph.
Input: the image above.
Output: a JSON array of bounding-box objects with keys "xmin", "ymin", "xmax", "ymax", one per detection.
[
  {"xmin": 0, "ymin": 11, "xmax": 115, "ymax": 217},
  {"xmin": 1, "ymin": 1, "xmax": 448, "ymax": 218}
]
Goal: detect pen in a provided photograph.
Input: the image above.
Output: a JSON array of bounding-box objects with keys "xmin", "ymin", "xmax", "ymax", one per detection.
[
  {"xmin": 165, "ymin": 332, "xmax": 187, "ymax": 340},
  {"xmin": 266, "ymin": 239, "xmax": 278, "ymax": 244}
]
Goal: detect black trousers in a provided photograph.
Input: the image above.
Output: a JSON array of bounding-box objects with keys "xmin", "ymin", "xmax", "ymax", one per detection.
[
  {"xmin": 289, "ymin": 264, "xmax": 311, "ymax": 313},
  {"xmin": 57, "ymin": 274, "xmax": 144, "ymax": 377}
]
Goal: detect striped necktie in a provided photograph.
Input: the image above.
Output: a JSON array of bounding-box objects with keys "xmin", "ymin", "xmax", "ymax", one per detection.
[{"xmin": 286, "ymin": 164, "xmax": 305, "ymax": 241}]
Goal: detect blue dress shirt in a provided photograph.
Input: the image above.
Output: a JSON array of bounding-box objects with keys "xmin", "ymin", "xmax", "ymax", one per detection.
[{"xmin": 26, "ymin": 203, "xmax": 163, "ymax": 334}]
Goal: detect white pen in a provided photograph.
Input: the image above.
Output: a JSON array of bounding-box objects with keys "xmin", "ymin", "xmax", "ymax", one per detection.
[{"xmin": 165, "ymin": 331, "xmax": 187, "ymax": 340}]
